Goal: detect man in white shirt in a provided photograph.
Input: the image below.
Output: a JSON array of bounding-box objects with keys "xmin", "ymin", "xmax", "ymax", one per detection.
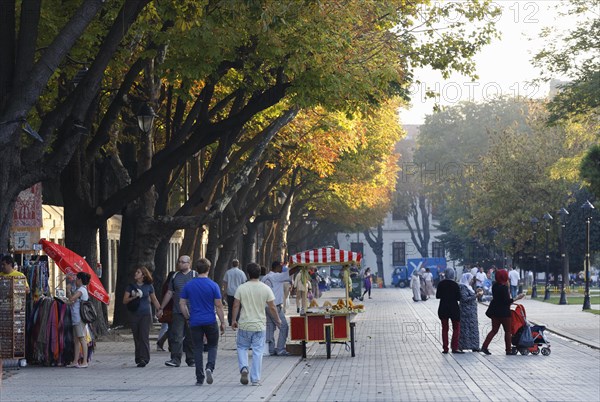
[
  {"xmin": 475, "ymin": 267, "xmax": 487, "ymax": 289},
  {"xmin": 261, "ymin": 261, "xmax": 291, "ymax": 356},
  {"xmin": 232, "ymin": 263, "xmax": 280, "ymax": 386},
  {"xmin": 223, "ymin": 259, "xmax": 247, "ymax": 326},
  {"xmin": 508, "ymin": 267, "xmax": 520, "ymax": 298}
]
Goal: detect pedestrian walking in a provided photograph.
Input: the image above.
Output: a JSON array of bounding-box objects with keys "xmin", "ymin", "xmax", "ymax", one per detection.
[
  {"xmin": 123, "ymin": 266, "xmax": 161, "ymax": 367},
  {"xmin": 293, "ymin": 270, "xmax": 311, "ymax": 314},
  {"xmin": 436, "ymin": 268, "xmax": 463, "ymax": 354},
  {"xmin": 360, "ymin": 267, "xmax": 372, "ymax": 300},
  {"xmin": 179, "ymin": 258, "xmax": 225, "ymax": 386},
  {"xmin": 508, "ymin": 267, "xmax": 520, "ymax": 299},
  {"xmin": 410, "ymin": 269, "xmax": 421, "ymax": 301},
  {"xmin": 223, "ymin": 259, "xmax": 247, "ymax": 326},
  {"xmin": 231, "ymin": 263, "xmax": 281, "ymax": 386},
  {"xmin": 261, "ymin": 261, "xmax": 291, "ymax": 356},
  {"xmin": 156, "ymin": 270, "xmax": 176, "ymax": 352},
  {"xmin": 457, "ymin": 273, "xmax": 481, "ymax": 352},
  {"xmin": 423, "ymin": 268, "xmax": 435, "ymax": 296},
  {"xmin": 481, "ymin": 269, "xmax": 525, "ymax": 355},
  {"xmin": 157, "ymin": 255, "xmax": 198, "ymax": 367}
]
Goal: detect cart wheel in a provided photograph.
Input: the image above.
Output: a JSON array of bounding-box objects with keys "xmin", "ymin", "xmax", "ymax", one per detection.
[
  {"xmin": 541, "ymin": 347, "xmax": 551, "ymax": 356},
  {"xmin": 531, "ymin": 349, "xmax": 540, "ymax": 355},
  {"xmin": 325, "ymin": 326, "xmax": 332, "ymax": 359},
  {"xmin": 399, "ymin": 282, "xmax": 406, "ymax": 288},
  {"xmin": 519, "ymin": 348, "xmax": 529, "ymax": 355}
]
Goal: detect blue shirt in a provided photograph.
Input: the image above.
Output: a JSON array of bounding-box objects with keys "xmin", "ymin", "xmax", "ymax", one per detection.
[
  {"xmin": 180, "ymin": 277, "xmax": 221, "ymax": 326},
  {"xmin": 126, "ymin": 283, "xmax": 155, "ymax": 315}
]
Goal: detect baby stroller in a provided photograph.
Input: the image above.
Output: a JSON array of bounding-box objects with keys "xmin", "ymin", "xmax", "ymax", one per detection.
[{"xmin": 510, "ymin": 304, "xmax": 551, "ymax": 356}]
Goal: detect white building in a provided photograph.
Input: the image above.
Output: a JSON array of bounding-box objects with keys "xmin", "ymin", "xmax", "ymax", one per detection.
[{"xmin": 337, "ymin": 124, "xmax": 457, "ymax": 286}]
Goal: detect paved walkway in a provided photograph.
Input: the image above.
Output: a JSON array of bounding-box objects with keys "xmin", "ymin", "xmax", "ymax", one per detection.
[{"xmin": 1, "ymin": 288, "xmax": 599, "ymax": 401}]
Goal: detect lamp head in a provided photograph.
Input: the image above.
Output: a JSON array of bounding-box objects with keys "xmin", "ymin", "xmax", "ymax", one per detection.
[
  {"xmin": 581, "ymin": 200, "xmax": 595, "ymax": 219},
  {"xmin": 136, "ymin": 102, "xmax": 156, "ymax": 134}
]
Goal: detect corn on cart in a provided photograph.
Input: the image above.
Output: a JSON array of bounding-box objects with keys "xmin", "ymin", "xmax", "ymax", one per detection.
[{"xmin": 288, "ymin": 248, "xmax": 364, "ymax": 359}]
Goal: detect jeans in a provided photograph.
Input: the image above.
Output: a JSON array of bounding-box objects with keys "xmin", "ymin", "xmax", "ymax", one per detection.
[
  {"xmin": 482, "ymin": 316, "xmax": 512, "ymax": 353},
  {"xmin": 440, "ymin": 318, "xmax": 460, "ymax": 352},
  {"xmin": 510, "ymin": 285, "xmax": 518, "ymax": 299},
  {"xmin": 190, "ymin": 323, "xmax": 219, "ymax": 383},
  {"xmin": 169, "ymin": 312, "xmax": 194, "ymax": 364},
  {"xmin": 130, "ymin": 313, "xmax": 152, "ymax": 364},
  {"xmin": 236, "ymin": 329, "xmax": 266, "ymax": 384},
  {"xmin": 265, "ymin": 305, "xmax": 288, "ymax": 354}
]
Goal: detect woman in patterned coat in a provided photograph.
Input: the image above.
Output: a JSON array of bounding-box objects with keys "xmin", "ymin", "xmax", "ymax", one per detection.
[{"xmin": 458, "ymin": 273, "xmax": 481, "ymax": 352}]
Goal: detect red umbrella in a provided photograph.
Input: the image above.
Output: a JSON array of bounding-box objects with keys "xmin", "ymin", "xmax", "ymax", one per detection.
[{"xmin": 40, "ymin": 239, "xmax": 110, "ymax": 305}]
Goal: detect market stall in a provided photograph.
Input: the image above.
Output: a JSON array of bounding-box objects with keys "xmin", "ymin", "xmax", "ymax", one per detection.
[{"xmin": 288, "ymin": 248, "xmax": 364, "ymax": 359}]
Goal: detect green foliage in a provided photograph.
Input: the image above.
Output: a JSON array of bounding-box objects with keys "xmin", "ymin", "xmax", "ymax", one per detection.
[
  {"xmin": 531, "ymin": 0, "xmax": 600, "ymax": 124},
  {"xmin": 415, "ymin": 98, "xmax": 593, "ymax": 262},
  {"xmin": 581, "ymin": 144, "xmax": 600, "ymax": 199}
]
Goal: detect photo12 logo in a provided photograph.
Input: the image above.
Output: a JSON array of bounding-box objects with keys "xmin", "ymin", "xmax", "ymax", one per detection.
[
  {"xmin": 417, "ymin": 1, "xmax": 543, "ymax": 24},
  {"xmin": 408, "ymin": 81, "xmax": 541, "ymax": 105}
]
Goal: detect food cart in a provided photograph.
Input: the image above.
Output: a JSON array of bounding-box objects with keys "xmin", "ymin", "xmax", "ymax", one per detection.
[{"xmin": 288, "ymin": 248, "xmax": 364, "ymax": 359}]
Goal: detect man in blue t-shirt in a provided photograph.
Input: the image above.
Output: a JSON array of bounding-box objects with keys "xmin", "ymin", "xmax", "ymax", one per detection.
[{"xmin": 180, "ymin": 258, "xmax": 225, "ymax": 386}]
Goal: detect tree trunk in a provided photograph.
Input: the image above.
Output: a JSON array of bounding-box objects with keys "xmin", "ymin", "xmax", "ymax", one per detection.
[
  {"xmin": 0, "ymin": 146, "xmax": 20, "ymax": 253},
  {"xmin": 364, "ymin": 225, "xmax": 385, "ymax": 287},
  {"xmin": 153, "ymin": 237, "xmax": 170, "ymax": 302},
  {"xmin": 213, "ymin": 235, "xmax": 238, "ymax": 284},
  {"xmin": 242, "ymin": 223, "xmax": 258, "ymax": 268}
]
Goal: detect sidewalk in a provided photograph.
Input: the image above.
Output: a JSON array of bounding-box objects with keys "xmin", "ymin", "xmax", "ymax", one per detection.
[{"xmin": 2, "ymin": 287, "xmax": 599, "ymax": 401}]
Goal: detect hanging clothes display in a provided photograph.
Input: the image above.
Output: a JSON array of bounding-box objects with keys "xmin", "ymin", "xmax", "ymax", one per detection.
[{"xmin": 26, "ymin": 296, "xmax": 95, "ymax": 366}]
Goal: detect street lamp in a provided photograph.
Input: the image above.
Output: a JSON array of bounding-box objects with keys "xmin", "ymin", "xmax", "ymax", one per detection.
[
  {"xmin": 530, "ymin": 217, "xmax": 539, "ymax": 298},
  {"xmin": 558, "ymin": 207, "xmax": 569, "ymax": 305},
  {"xmin": 581, "ymin": 200, "xmax": 595, "ymax": 310},
  {"xmin": 136, "ymin": 102, "xmax": 156, "ymax": 134},
  {"xmin": 542, "ymin": 213, "xmax": 553, "ymax": 300}
]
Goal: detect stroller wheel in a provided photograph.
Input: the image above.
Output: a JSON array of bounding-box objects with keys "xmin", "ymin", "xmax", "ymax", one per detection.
[
  {"xmin": 519, "ymin": 348, "xmax": 529, "ymax": 355},
  {"xmin": 541, "ymin": 347, "xmax": 551, "ymax": 356},
  {"xmin": 531, "ymin": 349, "xmax": 540, "ymax": 355}
]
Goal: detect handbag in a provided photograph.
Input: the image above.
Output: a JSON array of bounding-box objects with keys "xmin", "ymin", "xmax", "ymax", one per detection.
[
  {"xmin": 80, "ymin": 300, "xmax": 97, "ymax": 324},
  {"xmin": 158, "ymin": 300, "xmax": 173, "ymax": 324}
]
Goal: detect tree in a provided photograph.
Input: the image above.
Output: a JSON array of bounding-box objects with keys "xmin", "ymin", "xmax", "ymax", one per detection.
[{"xmin": 531, "ymin": 0, "xmax": 600, "ymax": 124}]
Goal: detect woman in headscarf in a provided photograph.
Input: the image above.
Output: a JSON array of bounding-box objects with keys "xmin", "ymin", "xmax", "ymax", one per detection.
[
  {"xmin": 423, "ymin": 268, "xmax": 435, "ymax": 296},
  {"xmin": 480, "ymin": 269, "xmax": 524, "ymax": 355},
  {"xmin": 410, "ymin": 269, "xmax": 421, "ymax": 302},
  {"xmin": 458, "ymin": 273, "xmax": 481, "ymax": 352},
  {"xmin": 436, "ymin": 268, "xmax": 463, "ymax": 354}
]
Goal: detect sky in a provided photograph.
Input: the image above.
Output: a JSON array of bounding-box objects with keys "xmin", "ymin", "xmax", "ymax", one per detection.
[{"xmin": 399, "ymin": 0, "xmax": 572, "ymax": 125}]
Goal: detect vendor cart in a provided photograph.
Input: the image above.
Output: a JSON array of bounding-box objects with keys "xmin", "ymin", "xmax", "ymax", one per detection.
[{"xmin": 288, "ymin": 248, "xmax": 363, "ymax": 359}]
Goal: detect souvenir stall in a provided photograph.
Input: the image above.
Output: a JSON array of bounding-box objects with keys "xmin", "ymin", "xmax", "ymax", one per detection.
[
  {"xmin": 0, "ymin": 276, "xmax": 27, "ymax": 361},
  {"xmin": 288, "ymin": 248, "xmax": 365, "ymax": 359},
  {"xmin": 18, "ymin": 240, "xmax": 109, "ymax": 366}
]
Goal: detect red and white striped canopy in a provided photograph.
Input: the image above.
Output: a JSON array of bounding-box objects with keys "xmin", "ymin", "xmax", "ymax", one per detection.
[{"xmin": 288, "ymin": 247, "xmax": 362, "ymax": 267}]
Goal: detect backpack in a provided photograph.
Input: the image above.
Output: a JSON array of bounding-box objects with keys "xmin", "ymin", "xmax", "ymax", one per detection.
[
  {"xmin": 126, "ymin": 284, "xmax": 142, "ymax": 312},
  {"xmin": 80, "ymin": 300, "xmax": 97, "ymax": 324}
]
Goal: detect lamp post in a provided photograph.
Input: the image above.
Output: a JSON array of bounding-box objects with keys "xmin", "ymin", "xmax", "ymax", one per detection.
[
  {"xmin": 581, "ymin": 200, "xmax": 595, "ymax": 310},
  {"xmin": 530, "ymin": 217, "xmax": 539, "ymax": 298},
  {"xmin": 543, "ymin": 213, "xmax": 553, "ymax": 300},
  {"xmin": 136, "ymin": 102, "xmax": 156, "ymax": 134},
  {"xmin": 558, "ymin": 207, "xmax": 569, "ymax": 305}
]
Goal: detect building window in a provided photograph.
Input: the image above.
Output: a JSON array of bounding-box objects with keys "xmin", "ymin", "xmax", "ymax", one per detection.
[
  {"xmin": 392, "ymin": 242, "xmax": 406, "ymax": 266},
  {"xmin": 350, "ymin": 242, "xmax": 364, "ymax": 255},
  {"xmin": 392, "ymin": 206, "xmax": 404, "ymax": 221},
  {"xmin": 432, "ymin": 241, "xmax": 445, "ymax": 258}
]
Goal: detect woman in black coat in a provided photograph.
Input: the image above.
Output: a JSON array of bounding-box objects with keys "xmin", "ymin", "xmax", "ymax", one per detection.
[
  {"xmin": 481, "ymin": 269, "xmax": 525, "ymax": 355},
  {"xmin": 436, "ymin": 268, "xmax": 463, "ymax": 354}
]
